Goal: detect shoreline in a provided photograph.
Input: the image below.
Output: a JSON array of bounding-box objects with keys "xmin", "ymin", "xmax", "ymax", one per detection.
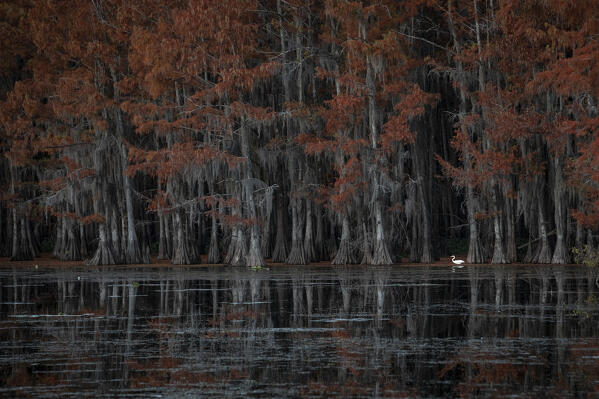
[{"xmin": 0, "ymin": 253, "xmax": 581, "ymax": 269}]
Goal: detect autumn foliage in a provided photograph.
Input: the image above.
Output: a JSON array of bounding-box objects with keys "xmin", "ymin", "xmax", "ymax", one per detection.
[{"xmin": 1, "ymin": 0, "xmax": 599, "ymax": 265}]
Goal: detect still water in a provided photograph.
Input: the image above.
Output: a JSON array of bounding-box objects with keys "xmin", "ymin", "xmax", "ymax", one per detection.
[{"xmin": 1, "ymin": 265, "xmax": 598, "ymax": 398}]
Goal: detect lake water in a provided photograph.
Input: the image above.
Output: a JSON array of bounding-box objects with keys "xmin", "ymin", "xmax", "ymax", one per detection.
[{"xmin": 1, "ymin": 265, "xmax": 598, "ymax": 397}]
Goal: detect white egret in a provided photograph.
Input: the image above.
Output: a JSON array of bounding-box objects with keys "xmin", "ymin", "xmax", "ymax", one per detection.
[{"xmin": 451, "ymin": 255, "xmax": 465, "ymax": 265}]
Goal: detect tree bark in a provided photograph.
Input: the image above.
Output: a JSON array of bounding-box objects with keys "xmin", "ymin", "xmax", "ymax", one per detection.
[
  {"xmin": 491, "ymin": 185, "xmax": 508, "ymax": 264},
  {"xmin": 551, "ymin": 156, "xmax": 570, "ymax": 264},
  {"xmin": 87, "ymin": 190, "xmax": 116, "ymax": 266},
  {"xmin": 372, "ymin": 202, "xmax": 393, "ymax": 264},
  {"xmin": 366, "ymin": 53, "xmax": 392, "ymax": 265},
  {"xmin": 207, "ymin": 209, "xmax": 220, "ymax": 264},
  {"xmin": 271, "ymin": 205, "xmax": 289, "ymax": 262},
  {"xmin": 466, "ymin": 185, "xmax": 485, "ymax": 263},
  {"xmin": 360, "ymin": 219, "xmax": 373, "ymax": 265},
  {"xmin": 122, "ymin": 145, "xmax": 144, "ymax": 264},
  {"xmin": 533, "ymin": 189, "xmax": 552, "ymax": 264},
  {"xmin": 241, "ymin": 123, "xmax": 265, "ymax": 267},
  {"xmin": 172, "ymin": 211, "xmax": 197, "ymax": 265},
  {"xmin": 332, "ymin": 215, "xmax": 357, "ymax": 265},
  {"xmin": 303, "ymin": 199, "xmax": 316, "ymax": 262},
  {"xmin": 314, "ymin": 204, "xmax": 325, "ymax": 261},
  {"xmin": 157, "ymin": 212, "xmax": 169, "ymax": 260},
  {"xmin": 505, "ymin": 181, "xmax": 517, "ymax": 262},
  {"xmin": 286, "ymin": 198, "xmax": 307, "ymax": 264}
]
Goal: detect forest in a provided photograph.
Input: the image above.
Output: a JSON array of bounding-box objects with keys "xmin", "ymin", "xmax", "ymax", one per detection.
[{"xmin": 1, "ymin": 0, "xmax": 599, "ymax": 266}]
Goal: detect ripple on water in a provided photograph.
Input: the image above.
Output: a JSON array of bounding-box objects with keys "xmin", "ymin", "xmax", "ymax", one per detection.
[{"xmin": 0, "ymin": 265, "xmax": 598, "ymax": 398}]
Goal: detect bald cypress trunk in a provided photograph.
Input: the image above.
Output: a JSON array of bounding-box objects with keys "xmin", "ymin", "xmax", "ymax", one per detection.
[
  {"xmin": 172, "ymin": 211, "xmax": 198, "ymax": 265},
  {"xmin": 286, "ymin": 198, "xmax": 307, "ymax": 264},
  {"xmin": 417, "ymin": 166, "xmax": 432, "ymax": 263},
  {"xmin": 11, "ymin": 215, "xmax": 34, "ymax": 261},
  {"xmin": 0, "ymin": 208, "xmax": 8, "ymax": 257},
  {"xmin": 505, "ymin": 182, "xmax": 517, "ymax": 262},
  {"xmin": 9, "ymin": 164, "xmax": 34, "ymax": 261},
  {"xmin": 74, "ymin": 192, "xmax": 88, "ymax": 258},
  {"xmin": 164, "ymin": 213, "xmax": 172, "ymax": 259},
  {"xmin": 314, "ymin": 205, "xmax": 325, "ymax": 261},
  {"xmin": 271, "ymin": 205, "xmax": 289, "ymax": 262},
  {"xmin": 366, "ymin": 54, "xmax": 392, "ymax": 265},
  {"xmin": 533, "ymin": 190, "xmax": 552, "ymax": 264},
  {"xmin": 303, "ymin": 200, "xmax": 316, "ymax": 262},
  {"xmin": 372, "ymin": 202, "xmax": 393, "ymax": 264},
  {"xmin": 241, "ymin": 123, "xmax": 265, "ymax": 268},
  {"xmin": 121, "ymin": 144, "xmax": 144, "ymax": 264},
  {"xmin": 157, "ymin": 212, "xmax": 169, "ymax": 260},
  {"xmin": 111, "ymin": 207, "xmax": 122, "ymax": 264},
  {"xmin": 332, "ymin": 215, "xmax": 356, "ymax": 265},
  {"xmin": 228, "ymin": 227, "xmax": 248, "ymax": 266},
  {"xmin": 123, "ymin": 165, "xmax": 143, "ymax": 264},
  {"xmin": 466, "ymin": 183, "xmax": 485, "ymax": 263},
  {"xmin": 207, "ymin": 209, "xmax": 220, "ymax": 264},
  {"xmin": 491, "ymin": 185, "xmax": 508, "ymax": 264},
  {"xmin": 261, "ymin": 200, "xmax": 272, "ymax": 259},
  {"xmin": 88, "ymin": 185, "xmax": 116, "ymax": 266},
  {"xmin": 53, "ymin": 216, "xmax": 64, "ymax": 258},
  {"xmin": 62, "ymin": 216, "xmax": 81, "ymax": 261},
  {"xmin": 223, "ymin": 224, "xmax": 237, "ymax": 265},
  {"xmin": 360, "ymin": 220, "xmax": 373, "ymax": 265},
  {"xmin": 551, "ymin": 156, "xmax": 570, "ymax": 264}
]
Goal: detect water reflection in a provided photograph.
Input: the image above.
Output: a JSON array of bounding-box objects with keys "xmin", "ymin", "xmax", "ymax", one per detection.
[{"xmin": 1, "ymin": 265, "xmax": 599, "ymax": 397}]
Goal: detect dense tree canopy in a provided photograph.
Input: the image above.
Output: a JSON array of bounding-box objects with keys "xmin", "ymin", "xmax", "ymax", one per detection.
[{"xmin": 1, "ymin": 0, "xmax": 599, "ymax": 266}]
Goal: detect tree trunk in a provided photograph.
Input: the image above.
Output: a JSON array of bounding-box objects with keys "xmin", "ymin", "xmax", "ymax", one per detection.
[
  {"xmin": 366, "ymin": 53, "xmax": 393, "ymax": 265},
  {"xmin": 164, "ymin": 212, "xmax": 172, "ymax": 259},
  {"xmin": 62, "ymin": 217, "xmax": 81, "ymax": 261},
  {"xmin": 533, "ymin": 191, "xmax": 552, "ymax": 264},
  {"xmin": 228, "ymin": 227, "xmax": 248, "ymax": 266},
  {"xmin": 122, "ymin": 154, "xmax": 144, "ymax": 264},
  {"xmin": 551, "ymin": 157, "xmax": 570, "ymax": 264},
  {"xmin": 53, "ymin": 216, "xmax": 64, "ymax": 258},
  {"xmin": 505, "ymin": 182, "xmax": 517, "ymax": 262},
  {"xmin": 172, "ymin": 211, "xmax": 197, "ymax": 265},
  {"xmin": 286, "ymin": 198, "xmax": 307, "ymax": 264},
  {"xmin": 11, "ymin": 215, "xmax": 34, "ymax": 261},
  {"xmin": 261, "ymin": 199, "xmax": 272, "ymax": 259},
  {"xmin": 111, "ymin": 207, "xmax": 122, "ymax": 264},
  {"xmin": 207, "ymin": 209, "xmax": 220, "ymax": 264},
  {"xmin": 88, "ymin": 222, "xmax": 115, "ymax": 266},
  {"xmin": 466, "ymin": 184, "xmax": 485, "ymax": 263},
  {"xmin": 314, "ymin": 204, "xmax": 325, "ymax": 261},
  {"xmin": 74, "ymin": 195, "xmax": 88, "ymax": 258},
  {"xmin": 418, "ymin": 175, "xmax": 432, "ymax": 264},
  {"xmin": 360, "ymin": 219, "xmax": 373, "ymax": 265},
  {"xmin": 223, "ymin": 225, "xmax": 237, "ymax": 265},
  {"xmin": 491, "ymin": 185, "xmax": 508, "ymax": 264},
  {"xmin": 372, "ymin": 202, "xmax": 393, "ymax": 265},
  {"xmin": 332, "ymin": 215, "xmax": 356, "ymax": 265},
  {"xmin": 410, "ymin": 215, "xmax": 421, "ymax": 263},
  {"xmin": 491, "ymin": 214, "xmax": 507, "ymax": 263},
  {"xmin": 271, "ymin": 205, "xmax": 288, "ymax": 262},
  {"xmin": 157, "ymin": 212, "xmax": 169, "ymax": 260},
  {"xmin": 327, "ymin": 215, "xmax": 338, "ymax": 261},
  {"xmin": 240, "ymin": 122, "xmax": 265, "ymax": 267},
  {"xmin": 303, "ymin": 199, "xmax": 316, "ymax": 262}
]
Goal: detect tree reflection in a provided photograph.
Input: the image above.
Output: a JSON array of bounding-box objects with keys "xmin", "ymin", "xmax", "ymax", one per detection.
[{"xmin": 1, "ymin": 266, "xmax": 598, "ymax": 397}]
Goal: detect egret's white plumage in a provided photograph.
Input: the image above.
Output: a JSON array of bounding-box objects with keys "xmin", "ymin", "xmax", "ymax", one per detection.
[{"xmin": 451, "ymin": 255, "xmax": 465, "ymax": 265}]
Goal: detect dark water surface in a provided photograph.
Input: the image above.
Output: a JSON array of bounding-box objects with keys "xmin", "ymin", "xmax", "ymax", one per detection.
[{"xmin": 1, "ymin": 265, "xmax": 599, "ymax": 398}]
